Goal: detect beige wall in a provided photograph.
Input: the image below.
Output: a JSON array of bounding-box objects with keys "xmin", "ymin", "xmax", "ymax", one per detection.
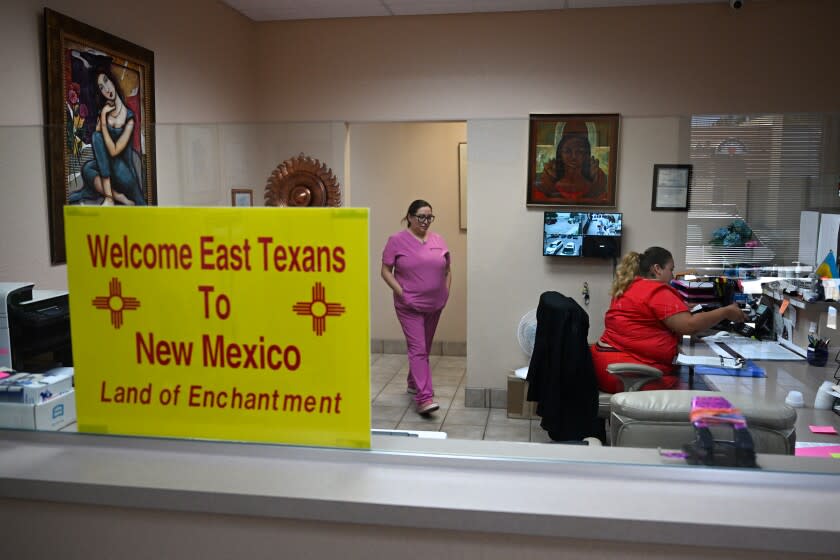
[
  {"xmin": 467, "ymin": 117, "xmax": 690, "ymax": 388},
  {"xmin": 0, "ymin": 0, "xmax": 255, "ymax": 285},
  {"xmin": 156, "ymin": 121, "xmax": 346, "ymax": 207},
  {"xmin": 0, "ymin": 0, "xmax": 255, "ymax": 126},
  {"xmin": 254, "ymin": 1, "xmax": 840, "ymax": 121},
  {"xmin": 0, "ymin": 1, "xmax": 838, "ymax": 554},
  {"xmin": 2, "ymin": 0, "xmax": 840, "ymax": 390},
  {"xmin": 247, "ymin": 0, "xmax": 840, "ymax": 390}
]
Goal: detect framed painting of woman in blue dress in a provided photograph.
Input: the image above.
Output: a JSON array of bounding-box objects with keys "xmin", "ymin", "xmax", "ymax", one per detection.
[
  {"xmin": 44, "ymin": 9, "xmax": 156, "ymax": 264},
  {"xmin": 527, "ymin": 114, "xmax": 619, "ymax": 208}
]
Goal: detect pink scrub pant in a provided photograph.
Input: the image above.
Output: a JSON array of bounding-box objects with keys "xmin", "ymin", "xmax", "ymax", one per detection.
[{"xmin": 394, "ymin": 302, "xmax": 442, "ymax": 404}]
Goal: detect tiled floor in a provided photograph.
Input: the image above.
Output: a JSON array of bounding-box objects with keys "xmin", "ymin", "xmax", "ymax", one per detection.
[
  {"xmin": 371, "ymin": 352, "xmax": 712, "ymax": 444},
  {"xmin": 371, "ymin": 353, "xmax": 554, "ymax": 443},
  {"xmin": 374, "ymin": 348, "xmax": 840, "ymax": 453}
]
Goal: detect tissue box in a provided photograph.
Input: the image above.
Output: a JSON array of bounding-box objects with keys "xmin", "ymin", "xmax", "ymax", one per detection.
[
  {"xmin": 507, "ymin": 374, "xmax": 538, "ymax": 419},
  {"xmin": 0, "ymin": 389, "xmax": 76, "ymax": 430},
  {"xmin": 0, "ymin": 369, "xmax": 74, "ymax": 404}
]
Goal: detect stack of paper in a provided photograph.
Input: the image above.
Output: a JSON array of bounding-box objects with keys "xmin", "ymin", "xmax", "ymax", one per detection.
[
  {"xmin": 676, "ymin": 354, "xmax": 743, "ymax": 368},
  {"xmin": 0, "ymin": 370, "xmax": 73, "ymax": 404}
]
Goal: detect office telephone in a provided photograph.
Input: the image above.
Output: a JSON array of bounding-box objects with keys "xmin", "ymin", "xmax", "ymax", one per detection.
[{"xmin": 733, "ymin": 301, "xmax": 773, "ymax": 340}]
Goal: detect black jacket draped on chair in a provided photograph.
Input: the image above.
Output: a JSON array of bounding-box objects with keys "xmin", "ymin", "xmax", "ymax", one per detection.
[{"xmin": 526, "ymin": 291, "xmax": 599, "ymax": 441}]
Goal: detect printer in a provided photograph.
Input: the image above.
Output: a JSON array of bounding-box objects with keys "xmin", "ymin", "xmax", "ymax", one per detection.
[{"xmin": 0, "ymin": 282, "xmax": 72, "ymax": 372}]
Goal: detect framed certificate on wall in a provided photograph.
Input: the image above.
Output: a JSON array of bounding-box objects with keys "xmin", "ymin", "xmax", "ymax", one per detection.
[{"xmin": 651, "ymin": 164, "xmax": 692, "ymax": 211}]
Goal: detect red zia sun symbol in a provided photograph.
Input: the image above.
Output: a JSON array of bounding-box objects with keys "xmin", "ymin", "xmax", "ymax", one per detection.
[
  {"xmin": 292, "ymin": 282, "xmax": 345, "ymax": 336},
  {"xmin": 92, "ymin": 277, "xmax": 140, "ymax": 329}
]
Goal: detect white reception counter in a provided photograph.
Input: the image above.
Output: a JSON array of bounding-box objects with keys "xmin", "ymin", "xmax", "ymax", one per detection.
[{"xmin": 0, "ymin": 429, "xmax": 838, "ymax": 558}]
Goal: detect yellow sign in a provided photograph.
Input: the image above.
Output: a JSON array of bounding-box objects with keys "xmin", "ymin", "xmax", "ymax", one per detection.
[{"xmin": 64, "ymin": 207, "xmax": 370, "ymax": 449}]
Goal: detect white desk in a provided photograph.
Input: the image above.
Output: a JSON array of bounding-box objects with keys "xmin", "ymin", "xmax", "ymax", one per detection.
[{"xmin": 681, "ymin": 335, "xmax": 840, "ymax": 444}]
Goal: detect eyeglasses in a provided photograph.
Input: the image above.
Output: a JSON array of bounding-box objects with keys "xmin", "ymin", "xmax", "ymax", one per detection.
[{"xmin": 413, "ymin": 214, "xmax": 435, "ymax": 223}]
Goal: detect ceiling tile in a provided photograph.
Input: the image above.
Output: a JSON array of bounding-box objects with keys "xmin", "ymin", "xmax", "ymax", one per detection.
[{"xmin": 221, "ymin": 0, "xmax": 727, "ymax": 22}]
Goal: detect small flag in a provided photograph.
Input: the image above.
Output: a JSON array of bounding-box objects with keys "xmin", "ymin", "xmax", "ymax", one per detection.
[{"xmin": 816, "ymin": 250, "xmax": 839, "ymax": 279}]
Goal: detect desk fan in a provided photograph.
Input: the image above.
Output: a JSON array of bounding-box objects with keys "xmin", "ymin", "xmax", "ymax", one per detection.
[{"xmin": 517, "ymin": 309, "xmax": 538, "ymax": 360}]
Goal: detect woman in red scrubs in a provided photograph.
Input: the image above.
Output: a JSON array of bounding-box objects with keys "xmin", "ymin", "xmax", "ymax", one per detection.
[{"xmin": 591, "ymin": 247, "xmax": 747, "ymax": 393}]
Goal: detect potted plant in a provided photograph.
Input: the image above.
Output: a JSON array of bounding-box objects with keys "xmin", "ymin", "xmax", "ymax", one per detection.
[{"xmin": 709, "ymin": 219, "xmax": 760, "ymax": 248}]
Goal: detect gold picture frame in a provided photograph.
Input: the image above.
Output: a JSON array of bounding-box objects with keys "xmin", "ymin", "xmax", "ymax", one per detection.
[{"xmin": 527, "ymin": 114, "xmax": 619, "ymax": 207}]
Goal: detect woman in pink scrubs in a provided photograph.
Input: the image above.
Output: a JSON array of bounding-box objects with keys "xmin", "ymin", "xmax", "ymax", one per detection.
[{"xmin": 381, "ymin": 200, "xmax": 451, "ymax": 415}]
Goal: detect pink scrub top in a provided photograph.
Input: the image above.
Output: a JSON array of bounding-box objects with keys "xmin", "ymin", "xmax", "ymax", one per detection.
[{"xmin": 382, "ymin": 230, "xmax": 450, "ymax": 312}]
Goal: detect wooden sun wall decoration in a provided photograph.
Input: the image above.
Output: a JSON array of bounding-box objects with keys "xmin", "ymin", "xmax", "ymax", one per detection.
[{"xmin": 264, "ymin": 153, "xmax": 341, "ymax": 207}]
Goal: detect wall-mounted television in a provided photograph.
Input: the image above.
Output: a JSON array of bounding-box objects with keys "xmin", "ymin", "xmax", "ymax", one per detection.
[{"xmin": 543, "ymin": 212, "xmax": 622, "ymax": 258}]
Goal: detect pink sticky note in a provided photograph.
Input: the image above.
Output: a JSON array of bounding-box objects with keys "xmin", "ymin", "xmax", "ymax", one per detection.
[
  {"xmin": 796, "ymin": 445, "xmax": 840, "ymax": 457},
  {"xmin": 809, "ymin": 425, "xmax": 839, "ymax": 435}
]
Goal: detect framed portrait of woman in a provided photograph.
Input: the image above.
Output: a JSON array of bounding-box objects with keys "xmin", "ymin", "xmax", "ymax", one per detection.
[
  {"xmin": 526, "ymin": 114, "xmax": 619, "ymax": 208},
  {"xmin": 44, "ymin": 8, "xmax": 157, "ymax": 264}
]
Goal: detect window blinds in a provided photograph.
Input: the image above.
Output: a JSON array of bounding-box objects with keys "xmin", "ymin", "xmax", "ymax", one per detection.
[{"xmin": 686, "ymin": 114, "xmax": 834, "ymax": 268}]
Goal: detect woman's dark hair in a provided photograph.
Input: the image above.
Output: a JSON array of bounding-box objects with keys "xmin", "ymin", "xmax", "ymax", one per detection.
[
  {"xmin": 611, "ymin": 246, "xmax": 673, "ymax": 297},
  {"xmin": 554, "ymin": 134, "xmax": 594, "ymax": 181},
  {"xmin": 639, "ymin": 246, "xmax": 673, "ymax": 278},
  {"xmin": 402, "ymin": 199, "xmax": 432, "ymax": 225},
  {"xmin": 93, "ymin": 66, "xmax": 125, "ymax": 109}
]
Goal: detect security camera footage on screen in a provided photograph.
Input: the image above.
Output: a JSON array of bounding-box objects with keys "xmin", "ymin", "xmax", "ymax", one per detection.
[{"xmin": 543, "ymin": 212, "xmax": 622, "ymax": 259}]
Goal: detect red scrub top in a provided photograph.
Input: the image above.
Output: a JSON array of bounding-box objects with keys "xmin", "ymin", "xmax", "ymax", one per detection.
[{"xmin": 600, "ymin": 277, "xmax": 689, "ymax": 369}]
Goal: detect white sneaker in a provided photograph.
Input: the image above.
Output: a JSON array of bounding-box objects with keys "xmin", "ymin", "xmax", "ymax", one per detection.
[{"xmin": 417, "ymin": 401, "xmax": 439, "ymax": 415}]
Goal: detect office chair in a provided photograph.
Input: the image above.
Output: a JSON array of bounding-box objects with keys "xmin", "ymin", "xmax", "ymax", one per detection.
[
  {"xmin": 609, "ymin": 390, "xmax": 797, "ymax": 454},
  {"xmin": 525, "ymin": 291, "xmax": 665, "ymax": 443},
  {"xmin": 597, "ymin": 363, "xmax": 664, "ymax": 420}
]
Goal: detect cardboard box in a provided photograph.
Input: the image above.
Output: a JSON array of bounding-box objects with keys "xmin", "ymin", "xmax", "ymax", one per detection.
[
  {"xmin": 507, "ymin": 374, "xmax": 538, "ymax": 419},
  {"xmin": 0, "ymin": 389, "xmax": 76, "ymax": 430}
]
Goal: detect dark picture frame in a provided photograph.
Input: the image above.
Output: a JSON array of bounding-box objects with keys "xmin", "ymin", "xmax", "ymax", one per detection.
[
  {"xmin": 651, "ymin": 164, "xmax": 692, "ymax": 211},
  {"xmin": 44, "ymin": 9, "xmax": 156, "ymax": 264},
  {"xmin": 527, "ymin": 113, "xmax": 619, "ymax": 207},
  {"xmin": 231, "ymin": 188, "xmax": 254, "ymax": 207}
]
